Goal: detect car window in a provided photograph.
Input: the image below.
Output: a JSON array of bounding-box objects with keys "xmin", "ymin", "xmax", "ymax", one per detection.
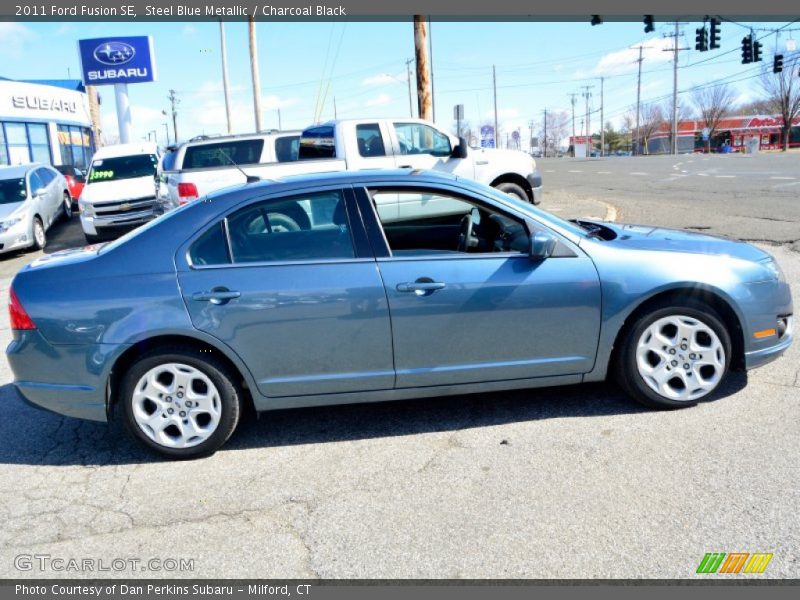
[
  {"xmin": 370, "ymin": 189, "xmax": 529, "ymax": 256},
  {"xmin": 87, "ymin": 154, "xmax": 158, "ymax": 183},
  {"xmin": 356, "ymin": 124, "xmax": 386, "ymax": 157},
  {"xmin": 0, "ymin": 177, "xmax": 27, "ymax": 204},
  {"xmin": 183, "ymin": 140, "xmax": 264, "ymax": 169},
  {"xmin": 298, "ymin": 126, "xmax": 336, "ymax": 159},
  {"xmin": 274, "ymin": 136, "xmax": 300, "ymax": 163},
  {"xmin": 28, "ymin": 171, "xmax": 44, "ymax": 193},
  {"xmin": 393, "ymin": 123, "xmax": 451, "ymax": 157},
  {"xmin": 190, "ymin": 191, "xmax": 355, "ymax": 266},
  {"xmin": 37, "ymin": 168, "xmax": 55, "ymax": 186}
]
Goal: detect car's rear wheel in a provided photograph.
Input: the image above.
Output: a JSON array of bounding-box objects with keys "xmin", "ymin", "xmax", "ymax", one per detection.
[
  {"xmin": 615, "ymin": 299, "xmax": 732, "ymax": 409},
  {"xmin": 495, "ymin": 182, "xmax": 529, "ymax": 203},
  {"xmin": 119, "ymin": 348, "xmax": 242, "ymax": 459},
  {"xmin": 31, "ymin": 217, "xmax": 45, "ymax": 250},
  {"xmin": 62, "ymin": 192, "xmax": 73, "ymax": 220}
]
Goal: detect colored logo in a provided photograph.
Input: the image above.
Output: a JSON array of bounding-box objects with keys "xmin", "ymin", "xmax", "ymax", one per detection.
[
  {"xmin": 696, "ymin": 552, "xmax": 773, "ymax": 574},
  {"xmin": 93, "ymin": 42, "xmax": 136, "ymax": 65}
]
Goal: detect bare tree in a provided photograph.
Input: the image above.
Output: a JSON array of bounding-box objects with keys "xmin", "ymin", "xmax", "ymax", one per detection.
[
  {"xmin": 538, "ymin": 110, "xmax": 569, "ymax": 157},
  {"xmin": 637, "ymin": 103, "xmax": 664, "ymax": 155},
  {"xmin": 692, "ymin": 84, "xmax": 737, "ymax": 152},
  {"xmin": 758, "ymin": 57, "xmax": 800, "ymax": 151}
]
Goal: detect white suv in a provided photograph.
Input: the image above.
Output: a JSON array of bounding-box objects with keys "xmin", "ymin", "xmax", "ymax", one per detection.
[{"xmin": 79, "ymin": 143, "xmax": 160, "ymax": 243}]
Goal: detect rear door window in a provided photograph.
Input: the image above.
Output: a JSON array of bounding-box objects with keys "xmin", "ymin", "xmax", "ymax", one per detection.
[
  {"xmin": 274, "ymin": 136, "xmax": 300, "ymax": 162},
  {"xmin": 356, "ymin": 124, "xmax": 386, "ymax": 157},
  {"xmin": 183, "ymin": 140, "xmax": 265, "ymax": 169}
]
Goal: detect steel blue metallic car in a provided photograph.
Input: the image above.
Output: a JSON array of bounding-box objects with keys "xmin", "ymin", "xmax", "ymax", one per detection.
[{"xmin": 7, "ymin": 170, "xmax": 793, "ymax": 458}]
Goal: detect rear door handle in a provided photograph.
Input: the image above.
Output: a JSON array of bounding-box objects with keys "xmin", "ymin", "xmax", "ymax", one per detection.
[
  {"xmin": 396, "ymin": 281, "xmax": 446, "ymax": 295},
  {"xmin": 192, "ymin": 288, "xmax": 241, "ymax": 305}
]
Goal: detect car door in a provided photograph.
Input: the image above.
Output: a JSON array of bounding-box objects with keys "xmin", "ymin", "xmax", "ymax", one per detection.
[
  {"xmin": 357, "ymin": 184, "xmax": 602, "ymax": 388},
  {"xmin": 175, "ymin": 186, "xmax": 395, "ymax": 399},
  {"xmin": 27, "ymin": 170, "xmax": 46, "ymax": 224},
  {"xmin": 35, "ymin": 168, "xmax": 59, "ymax": 226},
  {"xmin": 391, "ymin": 122, "xmax": 468, "ymax": 176}
]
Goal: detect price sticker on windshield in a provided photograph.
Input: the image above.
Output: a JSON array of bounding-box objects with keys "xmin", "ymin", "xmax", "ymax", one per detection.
[{"xmin": 89, "ymin": 170, "xmax": 115, "ymax": 181}]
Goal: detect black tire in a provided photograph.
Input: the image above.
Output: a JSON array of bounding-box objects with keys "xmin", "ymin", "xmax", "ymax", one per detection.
[
  {"xmin": 31, "ymin": 217, "xmax": 46, "ymax": 251},
  {"xmin": 119, "ymin": 347, "xmax": 242, "ymax": 459},
  {"xmin": 613, "ymin": 298, "xmax": 732, "ymax": 409},
  {"xmin": 62, "ymin": 192, "xmax": 73, "ymax": 220},
  {"xmin": 495, "ymin": 182, "xmax": 530, "ymax": 203}
]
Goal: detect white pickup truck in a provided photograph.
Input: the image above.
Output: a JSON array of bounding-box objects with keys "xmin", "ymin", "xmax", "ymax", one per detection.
[{"xmin": 159, "ymin": 118, "xmax": 542, "ymax": 208}]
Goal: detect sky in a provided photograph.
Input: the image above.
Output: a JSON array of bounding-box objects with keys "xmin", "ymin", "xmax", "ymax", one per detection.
[{"xmin": 1, "ymin": 18, "xmax": 797, "ymax": 146}]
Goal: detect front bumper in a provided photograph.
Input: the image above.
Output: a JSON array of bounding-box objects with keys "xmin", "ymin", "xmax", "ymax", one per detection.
[
  {"xmin": 0, "ymin": 225, "xmax": 33, "ymax": 254},
  {"xmin": 527, "ymin": 171, "xmax": 543, "ymax": 205},
  {"xmin": 80, "ymin": 209, "xmax": 155, "ymax": 237},
  {"xmin": 6, "ymin": 329, "xmax": 114, "ymax": 422}
]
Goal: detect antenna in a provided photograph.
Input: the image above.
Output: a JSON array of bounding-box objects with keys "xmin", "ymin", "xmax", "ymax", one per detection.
[{"xmin": 215, "ymin": 149, "xmax": 260, "ymax": 184}]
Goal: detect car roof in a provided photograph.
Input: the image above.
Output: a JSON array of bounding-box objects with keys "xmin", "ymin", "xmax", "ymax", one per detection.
[
  {"xmin": 0, "ymin": 163, "xmax": 47, "ymax": 178},
  {"xmin": 92, "ymin": 143, "xmax": 158, "ymax": 159}
]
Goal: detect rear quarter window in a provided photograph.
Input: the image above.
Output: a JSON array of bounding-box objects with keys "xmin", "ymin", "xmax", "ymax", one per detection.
[{"xmin": 183, "ymin": 140, "xmax": 265, "ymax": 169}]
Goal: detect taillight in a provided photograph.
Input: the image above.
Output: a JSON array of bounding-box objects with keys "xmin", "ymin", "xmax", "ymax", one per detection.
[
  {"xmin": 177, "ymin": 183, "xmax": 199, "ymax": 205},
  {"xmin": 9, "ymin": 286, "xmax": 36, "ymax": 330}
]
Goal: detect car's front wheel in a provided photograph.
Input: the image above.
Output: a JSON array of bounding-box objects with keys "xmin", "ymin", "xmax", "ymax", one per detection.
[
  {"xmin": 119, "ymin": 348, "xmax": 242, "ymax": 459},
  {"xmin": 615, "ymin": 299, "xmax": 732, "ymax": 409}
]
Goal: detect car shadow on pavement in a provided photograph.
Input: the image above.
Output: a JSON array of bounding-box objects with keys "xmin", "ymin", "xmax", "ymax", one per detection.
[
  {"xmin": 43, "ymin": 215, "xmax": 87, "ymax": 254},
  {"xmin": 0, "ymin": 372, "xmax": 747, "ymax": 466}
]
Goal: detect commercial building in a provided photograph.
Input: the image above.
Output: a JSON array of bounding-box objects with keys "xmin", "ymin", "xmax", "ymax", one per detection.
[{"xmin": 0, "ymin": 77, "xmax": 96, "ymax": 168}]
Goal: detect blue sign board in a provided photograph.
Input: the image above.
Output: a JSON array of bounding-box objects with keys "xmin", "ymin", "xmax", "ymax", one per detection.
[
  {"xmin": 480, "ymin": 125, "xmax": 495, "ymax": 149},
  {"xmin": 78, "ymin": 36, "xmax": 157, "ymax": 86}
]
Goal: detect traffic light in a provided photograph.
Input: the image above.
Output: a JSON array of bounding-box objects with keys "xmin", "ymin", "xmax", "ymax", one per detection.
[
  {"xmin": 643, "ymin": 15, "xmax": 655, "ymax": 33},
  {"xmin": 741, "ymin": 35, "xmax": 753, "ymax": 64},
  {"xmin": 695, "ymin": 27, "xmax": 709, "ymax": 52},
  {"xmin": 709, "ymin": 18, "xmax": 721, "ymax": 49},
  {"xmin": 753, "ymin": 40, "xmax": 762, "ymax": 62},
  {"xmin": 773, "ymin": 54, "xmax": 784, "ymax": 73}
]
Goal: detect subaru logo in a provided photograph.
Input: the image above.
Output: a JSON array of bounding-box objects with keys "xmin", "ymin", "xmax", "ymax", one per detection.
[{"xmin": 93, "ymin": 42, "xmax": 136, "ymax": 66}]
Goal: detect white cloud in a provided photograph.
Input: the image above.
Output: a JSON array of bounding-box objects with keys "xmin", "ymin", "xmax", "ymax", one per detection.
[
  {"xmin": 362, "ymin": 73, "xmax": 396, "ymax": 87},
  {"xmin": 366, "ymin": 93, "xmax": 392, "ymax": 107},
  {"xmin": 589, "ymin": 38, "xmax": 675, "ymax": 76},
  {"xmin": 0, "ymin": 23, "xmax": 35, "ymax": 57}
]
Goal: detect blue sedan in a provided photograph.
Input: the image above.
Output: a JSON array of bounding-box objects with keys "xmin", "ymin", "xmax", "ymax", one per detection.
[{"xmin": 6, "ymin": 170, "xmax": 793, "ymax": 458}]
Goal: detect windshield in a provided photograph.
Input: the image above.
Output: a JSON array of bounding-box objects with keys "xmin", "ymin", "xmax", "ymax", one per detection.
[
  {"xmin": 87, "ymin": 154, "xmax": 158, "ymax": 184},
  {"xmin": 483, "ymin": 185, "xmax": 589, "ymax": 239},
  {"xmin": 0, "ymin": 177, "xmax": 27, "ymax": 205}
]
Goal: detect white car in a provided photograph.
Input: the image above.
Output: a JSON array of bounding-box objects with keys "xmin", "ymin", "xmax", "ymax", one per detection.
[
  {"xmin": 0, "ymin": 163, "xmax": 70, "ymax": 255},
  {"xmin": 79, "ymin": 142, "xmax": 160, "ymax": 243}
]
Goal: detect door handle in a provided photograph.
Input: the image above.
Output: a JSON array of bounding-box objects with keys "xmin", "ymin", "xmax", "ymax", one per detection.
[
  {"xmin": 191, "ymin": 288, "xmax": 241, "ymax": 305},
  {"xmin": 396, "ymin": 281, "xmax": 446, "ymax": 295}
]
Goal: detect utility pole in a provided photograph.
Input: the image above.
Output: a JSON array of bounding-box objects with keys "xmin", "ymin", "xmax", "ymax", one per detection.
[
  {"xmin": 428, "ymin": 16, "xmax": 435, "ymax": 122},
  {"xmin": 599, "ymin": 77, "xmax": 605, "ymax": 157},
  {"xmin": 413, "ymin": 16, "xmax": 433, "ymax": 121},
  {"xmin": 333, "ymin": 97, "xmax": 337, "ymax": 119},
  {"xmin": 543, "ymin": 108, "xmax": 548, "ymax": 158},
  {"xmin": 635, "ymin": 45, "xmax": 645, "ymax": 156},
  {"xmin": 248, "ymin": 15, "xmax": 263, "ymax": 132},
  {"xmin": 277, "ymin": 108, "xmax": 282, "ymax": 130},
  {"xmin": 492, "ymin": 65, "xmax": 498, "ymax": 149},
  {"xmin": 664, "ymin": 23, "xmax": 689, "ymax": 155},
  {"xmin": 582, "ymin": 85, "xmax": 593, "ymax": 156},
  {"xmin": 528, "ymin": 119, "xmax": 534, "ymax": 155},
  {"xmin": 167, "ymin": 89, "xmax": 179, "ymax": 143},
  {"xmin": 219, "ymin": 20, "xmax": 232, "ymax": 134},
  {"xmin": 405, "ymin": 58, "xmax": 414, "ymax": 117},
  {"xmin": 569, "ymin": 93, "xmax": 577, "ymax": 157}
]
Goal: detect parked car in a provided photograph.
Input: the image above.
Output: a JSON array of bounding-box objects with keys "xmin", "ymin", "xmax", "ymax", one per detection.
[
  {"xmin": 158, "ymin": 131, "xmax": 301, "ymax": 208},
  {"xmin": 0, "ymin": 163, "xmax": 70, "ymax": 255},
  {"xmin": 54, "ymin": 164, "xmax": 86, "ymax": 207},
  {"xmin": 7, "ymin": 170, "xmax": 792, "ymax": 458},
  {"xmin": 159, "ymin": 119, "xmax": 542, "ymax": 209},
  {"xmin": 79, "ymin": 143, "xmax": 160, "ymax": 243}
]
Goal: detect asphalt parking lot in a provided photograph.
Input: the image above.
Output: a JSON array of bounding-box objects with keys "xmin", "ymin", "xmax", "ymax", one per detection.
[{"xmin": 0, "ymin": 161, "xmax": 797, "ymax": 579}]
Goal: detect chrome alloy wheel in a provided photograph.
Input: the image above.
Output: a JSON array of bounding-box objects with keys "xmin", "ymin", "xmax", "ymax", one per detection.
[
  {"xmin": 33, "ymin": 219, "xmax": 45, "ymax": 247},
  {"xmin": 131, "ymin": 363, "xmax": 222, "ymax": 448},
  {"xmin": 635, "ymin": 315, "xmax": 726, "ymax": 401}
]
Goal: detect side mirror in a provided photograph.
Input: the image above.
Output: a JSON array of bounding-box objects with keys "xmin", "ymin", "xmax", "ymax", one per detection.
[
  {"xmin": 528, "ymin": 229, "xmax": 557, "ymax": 261},
  {"xmin": 451, "ymin": 137, "xmax": 469, "ymax": 159},
  {"xmin": 33, "ymin": 187, "xmax": 47, "ymax": 198}
]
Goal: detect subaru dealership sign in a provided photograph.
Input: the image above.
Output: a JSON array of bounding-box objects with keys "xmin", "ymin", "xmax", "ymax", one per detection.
[{"xmin": 78, "ymin": 36, "xmax": 157, "ymax": 85}]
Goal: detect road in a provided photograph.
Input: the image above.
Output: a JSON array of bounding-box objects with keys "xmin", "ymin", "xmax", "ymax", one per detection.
[{"xmin": 0, "ymin": 164, "xmax": 797, "ymax": 579}]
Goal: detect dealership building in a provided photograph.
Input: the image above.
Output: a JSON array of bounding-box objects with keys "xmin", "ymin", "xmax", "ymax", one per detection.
[{"xmin": 0, "ymin": 77, "xmax": 96, "ymax": 169}]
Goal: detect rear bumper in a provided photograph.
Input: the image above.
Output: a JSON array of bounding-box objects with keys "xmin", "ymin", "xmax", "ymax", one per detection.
[{"xmin": 6, "ymin": 329, "xmax": 113, "ymax": 422}]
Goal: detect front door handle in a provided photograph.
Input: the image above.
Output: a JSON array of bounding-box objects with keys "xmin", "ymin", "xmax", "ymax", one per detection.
[
  {"xmin": 191, "ymin": 287, "xmax": 241, "ymax": 305},
  {"xmin": 396, "ymin": 280, "xmax": 446, "ymax": 295}
]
